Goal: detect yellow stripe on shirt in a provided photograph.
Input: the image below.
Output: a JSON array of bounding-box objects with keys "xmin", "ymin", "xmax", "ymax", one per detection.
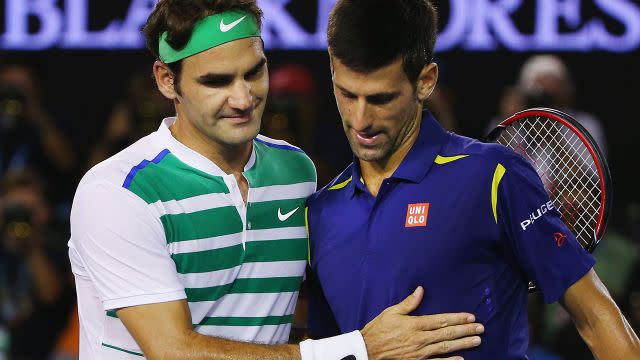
[
  {"xmin": 328, "ymin": 176, "xmax": 353, "ymax": 190},
  {"xmin": 491, "ymin": 163, "xmax": 507, "ymax": 223},
  {"xmin": 305, "ymin": 206, "xmax": 310, "ymax": 265},
  {"xmin": 434, "ymin": 155, "xmax": 469, "ymax": 164}
]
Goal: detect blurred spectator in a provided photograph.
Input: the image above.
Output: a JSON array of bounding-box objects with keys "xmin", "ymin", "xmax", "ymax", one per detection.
[
  {"xmin": 624, "ymin": 203, "xmax": 640, "ymax": 334},
  {"xmin": 262, "ymin": 63, "xmax": 333, "ymax": 185},
  {"xmin": 87, "ymin": 70, "xmax": 173, "ymax": 168},
  {"xmin": 490, "ymin": 55, "xmax": 607, "ymax": 155},
  {"xmin": 0, "ymin": 170, "xmax": 75, "ymax": 360},
  {"xmin": 546, "ymin": 227, "xmax": 638, "ymax": 360},
  {"xmin": 526, "ymin": 292, "xmax": 562, "ymax": 360},
  {"xmin": 496, "ymin": 85, "xmax": 526, "ymax": 121},
  {"xmin": 51, "ymin": 304, "xmax": 79, "ymax": 360},
  {"xmin": 264, "ymin": 64, "xmax": 316, "ymax": 147},
  {"xmin": 518, "ymin": 55, "xmax": 606, "ymax": 152},
  {"xmin": 426, "ymin": 87, "xmax": 458, "ymax": 133},
  {"xmin": 0, "ymin": 64, "xmax": 76, "ymax": 178}
]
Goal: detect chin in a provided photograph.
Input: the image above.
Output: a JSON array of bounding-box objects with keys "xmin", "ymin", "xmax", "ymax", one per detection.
[
  {"xmin": 357, "ymin": 154, "xmax": 385, "ymax": 162},
  {"xmin": 352, "ymin": 147, "xmax": 385, "ymax": 162},
  {"xmin": 223, "ymin": 130, "xmax": 261, "ymax": 147},
  {"xmin": 221, "ymin": 136, "xmax": 257, "ymax": 147},
  {"xmin": 349, "ymin": 140, "xmax": 385, "ymax": 162}
]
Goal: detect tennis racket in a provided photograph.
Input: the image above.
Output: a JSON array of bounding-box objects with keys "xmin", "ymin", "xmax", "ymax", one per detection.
[{"xmin": 485, "ymin": 108, "xmax": 612, "ymax": 292}]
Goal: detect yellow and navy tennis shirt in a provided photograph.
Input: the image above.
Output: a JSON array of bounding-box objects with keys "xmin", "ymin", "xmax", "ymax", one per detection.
[{"xmin": 306, "ymin": 111, "xmax": 595, "ymax": 358}]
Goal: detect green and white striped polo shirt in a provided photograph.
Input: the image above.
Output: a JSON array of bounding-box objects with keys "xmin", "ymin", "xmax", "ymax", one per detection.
[{"xmin": 69, "ymin": 118, "xmax": 316, "ymax": 359}]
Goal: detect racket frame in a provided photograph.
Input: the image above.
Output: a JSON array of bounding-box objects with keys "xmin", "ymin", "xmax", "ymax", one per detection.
[{"xmin": 485, "ymin": 108, "xmax": 613, "ymax": 291}]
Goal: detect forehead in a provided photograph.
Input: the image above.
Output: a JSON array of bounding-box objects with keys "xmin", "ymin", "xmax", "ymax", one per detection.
[
  {"xmin": 181, "ymin": 37, "xmax": 265, "ymax": 75},
  {"xmin": 330, "ymin": 56, "xmax": 410, "ymax": 95}
]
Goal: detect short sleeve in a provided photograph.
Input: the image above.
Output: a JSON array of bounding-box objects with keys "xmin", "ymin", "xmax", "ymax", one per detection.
[
  {"xmin": 69, "ymin": 181, "xmax": 186, "ymax": 310},
  {"xmin": 496, "ymin": 154, "xmax": 595, "ymax": 303}
]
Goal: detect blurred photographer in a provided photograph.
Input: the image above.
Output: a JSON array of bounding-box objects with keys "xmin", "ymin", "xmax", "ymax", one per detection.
[
  {"xmin": 491, "ymin": 55, "xmax": 607, "ymax": 157},
  {"xmin": 520, "ymin": 55, "xmax": 607, "ymax": 152},
  {"xmin": 0, "ymin": 64, "xmax": 76, "ymax": 200},
  {"xmin": 87, "ymin": 69, "xmax": 173, "ymax": 168},
  {"xmin": 0, "ymin": 170, "xmax": 74, "ymax": 359},
  {"xmin": 262, "ymin": 63, "xmax": 337, "ymax": 186}
]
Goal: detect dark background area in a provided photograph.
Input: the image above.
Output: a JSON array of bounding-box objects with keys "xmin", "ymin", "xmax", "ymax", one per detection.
[{"xmin": 3, "ymin": 49, "xmax": 638, "ymax": 226}]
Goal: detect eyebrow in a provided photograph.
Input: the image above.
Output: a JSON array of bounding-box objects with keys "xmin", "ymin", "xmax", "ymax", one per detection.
[
  {"xmin": 196, "ymin": 57, "xmax": 267, "ymax": 84},
  {"xmin": 335, "ymin": 83, "xmax": 400, "ymax": 101},
  {"xmin": 246, "ymin": 57, "xmax": 267, "ymax": 76}
]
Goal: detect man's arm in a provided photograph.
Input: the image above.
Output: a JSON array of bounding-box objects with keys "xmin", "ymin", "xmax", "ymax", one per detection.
[
  {"xmin": 117, "ymin": 300, "xmax": 300, "ymax": 360},
  {"xmin": 560, "ymin": 269, "xmax": 640, "ymax": 359},
  {"xmin": 118, "ymin": 286, "xmax": 483, "ymax": 360}
]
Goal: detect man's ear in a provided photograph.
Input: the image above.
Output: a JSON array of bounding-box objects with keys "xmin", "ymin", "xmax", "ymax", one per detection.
[
  {"xmin": 153, "ymin": 60, "xmax": 179, "ymax": 100},
  {"xmin": 416, "ymin": 63, "xmax": 438, "ymax": 102}
]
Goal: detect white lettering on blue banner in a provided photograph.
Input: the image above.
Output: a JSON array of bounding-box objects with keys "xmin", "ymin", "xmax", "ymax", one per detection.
[{"xmin": 1, "ymin": 0, "xmax": 638, "ymax": 52}]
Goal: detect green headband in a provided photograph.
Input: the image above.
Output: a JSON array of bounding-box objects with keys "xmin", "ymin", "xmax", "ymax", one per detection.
[{"xmin": 159, "ymin": 9, "xmax": 260, "ymax": 64}]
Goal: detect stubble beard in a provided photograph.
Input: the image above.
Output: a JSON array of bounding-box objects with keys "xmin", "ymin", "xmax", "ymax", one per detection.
[
  {"xmin": 347, "ymin": 116, "xmax": 417, "ymax": 164},
  {"xmin": 348, "ymin": 132, "xmax": 394, "ymax": 162},
  {"xmin": 217, "ymin": 124, "xmax": 260, "ymax": 148},
  {"xmin": 207, "ymin": 112, "xmax": 262, "ymax": 148}
]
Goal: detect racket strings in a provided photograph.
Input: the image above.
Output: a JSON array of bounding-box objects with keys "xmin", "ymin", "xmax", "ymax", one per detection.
[{"xmin": 497, "ymin": 116, "xmax": 602, "ymax": 247}]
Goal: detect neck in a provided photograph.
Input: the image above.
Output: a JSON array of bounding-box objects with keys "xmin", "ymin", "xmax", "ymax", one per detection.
[
  {"xmin": 170, "ymin": 116, "xmax": 252, "ymax": 174},
  {"xmin": 359, "ymin": 110, "xmax": 422, "ymax": 196}
]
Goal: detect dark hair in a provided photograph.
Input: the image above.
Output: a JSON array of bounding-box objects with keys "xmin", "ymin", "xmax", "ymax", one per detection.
[
  {"xmin": 142, "ymin": 0, "xmax": 263, "ymax": 92},
  {"xmin": 327, "ymin": 0, "xmax": 438, "ymax": 84}
]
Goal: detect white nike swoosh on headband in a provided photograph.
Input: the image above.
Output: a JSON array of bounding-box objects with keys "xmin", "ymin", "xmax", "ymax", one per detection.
[{"xmin": 220, "ymin": 16, "xmax": 247, "ymax": 32}]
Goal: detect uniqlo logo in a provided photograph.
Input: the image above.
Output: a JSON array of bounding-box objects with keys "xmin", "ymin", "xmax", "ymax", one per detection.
[{"xmin": 405, "ymin": 203, "xmax": 429, "ymax": 227}]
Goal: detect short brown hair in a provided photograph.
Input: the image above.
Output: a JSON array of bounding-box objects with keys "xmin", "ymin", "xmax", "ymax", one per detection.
[{"xmin": 142, "ymin": 0, "xmax": 263, "ymax": 91}]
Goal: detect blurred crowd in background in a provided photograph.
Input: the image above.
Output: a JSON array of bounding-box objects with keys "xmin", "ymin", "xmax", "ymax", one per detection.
[{"xmin": 0, "ymin": 52, "xmax": 638, "ymax": 359}]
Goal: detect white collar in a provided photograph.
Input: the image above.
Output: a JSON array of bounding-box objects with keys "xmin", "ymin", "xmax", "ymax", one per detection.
[{"xmin": 156, "ymin": 117, "xmax": 256, "ymax": 176}]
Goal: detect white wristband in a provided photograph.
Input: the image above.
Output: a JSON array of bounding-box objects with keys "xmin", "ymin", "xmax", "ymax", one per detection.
[{"xmin": 299, "ymin": 330, "xmax": 368, "ymax": 360}]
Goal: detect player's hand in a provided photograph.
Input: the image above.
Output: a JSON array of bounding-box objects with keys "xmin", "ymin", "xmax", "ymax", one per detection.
[{"xmin": 360, "ymin": 286, "xmax": 483, "ymax": 360}]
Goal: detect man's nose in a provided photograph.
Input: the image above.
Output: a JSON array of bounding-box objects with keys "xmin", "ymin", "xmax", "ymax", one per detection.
[
  {"xmin": 228, "ymin": 80, "xmax": 253, "ymax": 110},
  {"xmin": 351, "ymin": 98, "xmax": 371, "ymax": 131}
]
